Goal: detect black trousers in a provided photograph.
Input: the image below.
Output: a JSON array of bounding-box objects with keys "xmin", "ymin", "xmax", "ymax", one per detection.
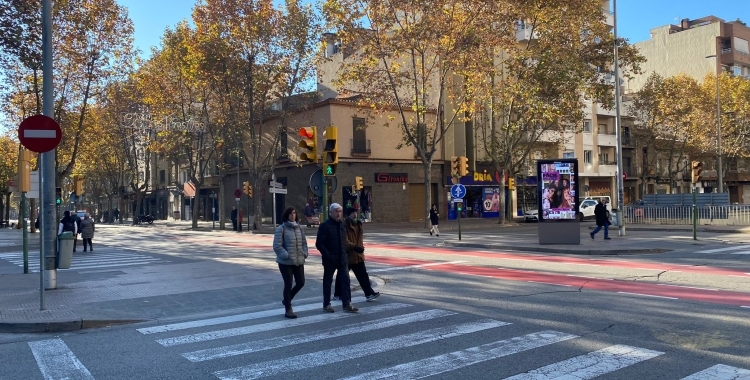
[
  {"xmin": 83, "ymin": 238, "xmax": 92, "ymax": 251},
  {"xmin": 231, "ymin": 218, "xmax": 238, "ymax": 231},
  {"xmin": 323, "ymin": 263, "xmax": 351, "ymax": 307},
  {"xmin": 278, "ymin": 263, "xmax": 305, "ymax": 308},
  {"xmin": 73, "ymin": 234, "xmax": 78, "ymax": 251},
  {"xmin": 335, "ymin": 262, "xmax": 375, "ymax": 298}
]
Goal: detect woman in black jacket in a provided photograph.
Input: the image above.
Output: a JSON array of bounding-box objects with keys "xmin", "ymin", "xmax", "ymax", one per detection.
[{"xmin": 429, "ymin": 204, "xmax": 440, "ymax": 237}]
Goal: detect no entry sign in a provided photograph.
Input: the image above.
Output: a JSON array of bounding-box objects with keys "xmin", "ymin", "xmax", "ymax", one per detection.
[{"xmin": 19, "ymin": 115, "xmax": 61, "ymax": 153}]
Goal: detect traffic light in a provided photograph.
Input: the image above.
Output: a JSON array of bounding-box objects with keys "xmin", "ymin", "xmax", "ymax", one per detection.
[
  {"xmin": 298, "ymin": 127, "xmax": 318, "ymax": 163},
  {"xmin": 322, "ymin": 126, "xmax": 338, "ymax": 176},
  {"xmin": 458, "ymin": 156, "xmax": 469, "ymax": 177},
  {"xmin": 450, "ymin": 156, "xmax": 459, "ymax": 177},
  {"xmin": 691, "ymin": 161, "xmax": 703, "ymax": 184},
  {"xmin": 243, "ymin": 181, "xmax": 253, "ymax": 197},
  {"xmin": 73, "ymin": 175, "xmax": 84, "ymax": 195},
  {"xmin": 55, "ymin": 187, "xmax": 62, "ymax": 205},
  {"xmin": 354, "ymin": 176, "xmax": 363, "ymax": 191},
  {"xmin": 509, "ymin": 178, "xmax": 516, "ymax": 190},
  {"xmin": 17, "ymin": 149, "xmax": 33, "ymax": 192}
]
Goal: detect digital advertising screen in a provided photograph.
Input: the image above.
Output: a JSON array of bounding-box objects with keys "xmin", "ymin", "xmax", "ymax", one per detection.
[{"xmin": 537, "ymin": 159, "xmax": 579, "ymax": 222}]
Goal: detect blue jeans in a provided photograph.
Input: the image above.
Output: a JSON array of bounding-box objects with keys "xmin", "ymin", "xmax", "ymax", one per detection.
[
  {"xmin": 323, "ymin": 262, "xmax": 351, "ymax": 307},
  {"xmin": 592, "ymin": 224, "xmax": 609, "ymax": 238}
]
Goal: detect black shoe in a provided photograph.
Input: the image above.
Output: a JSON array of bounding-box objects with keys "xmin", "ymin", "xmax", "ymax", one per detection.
[
  {"xmin": 590, "ymin": 232, "xmax": 595, "ymax": 239},
  {"xmin": 429, "ymin": 231, "xmax": 433, "ymax": 236},
  {"xmin": 436, "ymin": 234, "xmax": 439, "ymax": 237},
  {"xmin": 604, "ymin": 237, "xmax": 611, "ymax": 240},
  {"xmin": 366, "ymin": 292, "xmax": 380, "ymax": 302},
  {"xmin": 343, "ymin": 304, "xmax": 359, "ymax": 313}
]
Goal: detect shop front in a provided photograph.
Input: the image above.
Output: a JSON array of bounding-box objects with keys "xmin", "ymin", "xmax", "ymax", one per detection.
[{"xmin": 446, "ymin": 170, "xmax": 501, "ymax": 220}]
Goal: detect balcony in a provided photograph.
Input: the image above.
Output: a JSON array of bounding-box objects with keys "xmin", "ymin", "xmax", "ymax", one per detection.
[
  {"xmin": 515, "ymin": 27, "xmax": 537, "ymax": 42},
  {"xmin": 599, "ymin": 161, "xmax": 618, "ymax": 177},
  {"xmin": 596, "ymin": 105, "xmax": 617, "ymax": 117},
  {"xmin": 351, "ymin": 139, "xmax": 371, "ymax": 156},
  {"xmin": 597, "ymin": 131, "xmax": 617, "ymax": 146}
]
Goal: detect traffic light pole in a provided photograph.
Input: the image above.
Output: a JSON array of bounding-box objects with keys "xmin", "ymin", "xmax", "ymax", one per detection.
[
  {"xmin": 693, "ymin": 185, "xmax": 697, "ymax": 240},
  {"xmin": 321, "ymin": 174, "xmax": 328, "ymax": 223},
  {"xmin": 22, "ymin": 192, "xmax": 28, "ymax": 274}
]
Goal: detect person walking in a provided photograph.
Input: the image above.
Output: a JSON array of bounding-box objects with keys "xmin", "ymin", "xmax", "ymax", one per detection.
[
  {"xmin": 316, "ymin": 203, "xmax": 358, "ymax": 313},
  {"xmin": 429, "ymin": 204, "xmax": 440, "ymax": 237},
  {"xmin": 590, "ymin": 198, "xmax": 611, "ymax": 240},
  {"xmin": 71, "ymin": 212, "xmax": 82, "ymax": 252},
  {"xmin": 113, "ymin": 208, "xmax": 120, "ymax": 223},
  {"xmin": 231, "ymin": 206, "xmax": 238, "ymax": 231},
  {"xmin": 334, "ymin": 208, "xmax": 380, "ymax": 302},
  {"xmin": 273, "ymin": 207, "xmax": 308, "ymax": 319},
  {"xmin": 80, "ymin": 214, "xmax": 95, "ymax": 252}
]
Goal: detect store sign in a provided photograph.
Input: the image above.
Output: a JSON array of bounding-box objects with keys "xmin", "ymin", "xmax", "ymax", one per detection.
[
  {"xmin": 445, "ymin": 171, "xmax": 500, "ymax": 186},
  {"xmin": 374, "ymin": 173, "xmax": 408, "ymax": 183}
]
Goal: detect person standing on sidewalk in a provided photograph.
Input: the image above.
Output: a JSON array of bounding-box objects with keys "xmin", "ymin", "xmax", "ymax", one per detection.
[
  {"xmin": 231, "ymin": 206, "xmax": 238, "ymax": 231},
  {"xmin": 316, "ymin": 203, "xmax": 358, "ymax": 313},
  {"xmin": 71, "ymin": 212, "xmax": 82, "ymax": 252},
  {"xmin": 80, "ymin": 215, "xmax": 95, "ymax": 252},
  {"xmin": 429, "ymin": 204, "xmax": 440, "ymax": 237},
  {"xmin": 273, "ymin": 207, "xmax": 308, "ymax": 319},
  {"xmin": 590, "ymin": 198, "xmax": 611, "ymax": 240},
  {"xmin": 334, "ymin": 208, "xmax": 380, "ymax": 302},
  {"xmin": 57, "ymin": 211, "xmax": 77, "ymax": 236}
]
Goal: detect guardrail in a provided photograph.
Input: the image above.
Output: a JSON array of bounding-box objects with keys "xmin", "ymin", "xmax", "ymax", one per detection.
[{"xmin": 623, "ymin": 205, "xmax": 750, "ymax": 226}]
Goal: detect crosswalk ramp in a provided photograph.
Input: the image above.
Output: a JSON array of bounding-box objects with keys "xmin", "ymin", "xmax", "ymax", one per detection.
[
  {"xmin": 127, "ymin": 297, "xmax": 749, "ymax": 380},
  {"xmin": 0, "ymin": 247, "xmax": 168, "ymax": 272},
  {"xmin": 696, "ymin": 245, "xmax": 750, "ymax": 255}
]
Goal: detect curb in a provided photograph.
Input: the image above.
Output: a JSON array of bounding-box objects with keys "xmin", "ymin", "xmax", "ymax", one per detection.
[
  {"xmin": 587, "ymin": 226, "xmax": 750, "ymax": 234},
  {"xmin": 442, "ymin": 241, "xmax": 671, "ymax": 255},
  {"xmin": 0, "ymin": 319, "xmax": 145, "ymax": 334}
]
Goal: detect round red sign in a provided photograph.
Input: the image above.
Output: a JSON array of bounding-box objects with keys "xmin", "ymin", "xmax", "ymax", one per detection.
[
  {"xmin": 234, "ymin": 189, "xmax": 242, "ymax": 198},
  {"xmin": 18, "ymin": 115, "xmax": 62, "ymax": 153}
]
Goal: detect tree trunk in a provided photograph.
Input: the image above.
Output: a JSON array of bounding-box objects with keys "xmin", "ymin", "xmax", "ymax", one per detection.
[
  {"xmin": 192, "ymin": 185, "xmax": 201, "ymax": 229},
  {"xmin": 423, "ymin": 162, "xmax": 431, "ymax": 229},
  {"xmin": 253, "ymin": 177, "xmax": 263, "ymax": 232},
  {"xmin": 219, "ymin": 175, "xmax": 226, "ymax": 230}
]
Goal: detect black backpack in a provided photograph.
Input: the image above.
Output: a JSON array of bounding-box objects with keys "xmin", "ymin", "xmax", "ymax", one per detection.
[{"xmin": 62, "ymin": 219, "xmax": 75, "ymax": 232}]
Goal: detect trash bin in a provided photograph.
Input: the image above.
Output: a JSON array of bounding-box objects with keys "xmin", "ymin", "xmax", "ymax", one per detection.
[
  {"xmin": 611, "ymin": 209, "xmax": 620, "ymax": 227},
  {"xmin": 57, "ymin": 231, "xmax": 75, "ymax": 269}
]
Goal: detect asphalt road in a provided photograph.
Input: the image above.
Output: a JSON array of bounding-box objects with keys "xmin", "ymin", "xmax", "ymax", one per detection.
[{"xmin": 2, "ymin": 224, "xmax": 750, "ymax": 379}]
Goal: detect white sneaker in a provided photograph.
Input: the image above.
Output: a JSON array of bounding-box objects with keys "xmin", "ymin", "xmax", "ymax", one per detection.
[{"xmin": 332, "ymin": 296, "xmax": 340, "ymax": 301}]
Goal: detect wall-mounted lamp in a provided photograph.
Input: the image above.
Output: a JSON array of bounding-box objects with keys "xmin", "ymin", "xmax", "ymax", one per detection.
[{"xmin": 402, "ymin": 183, "xmax": 406, "ymax": 190}]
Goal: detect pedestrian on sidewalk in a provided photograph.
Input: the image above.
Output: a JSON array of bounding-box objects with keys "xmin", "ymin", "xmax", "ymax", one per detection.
[
  {"xmin": 334, "ymin": 208, "xmax": 380, "ymax": 302},
  {"xmin": 316, "ymin": 203, "xmax": 358, "ymax": 313},
  {"xmin": 231, "ymin": 206, "xmax": 238, "ymax": 231},
  {"xmin": 57, "ymin": 210, "xmax": 77, "ymax": 236},
  {"xmin": 273, "ymin": 207, "xmax": 308, "ymax": 319},
  {"xmin": 429, "ymin": 204, "xmax": 440, "ymax": 237},
  {"xmin": 590, "ymin": 198, "xmax": 611, "ymax": 240},
  {"xmin": 80, "ymin": 215, "xmax": 95, "ymax": 252},
  {"xmin": 71, "ymin": 212, "xmax": 82, "ymax": 252}
]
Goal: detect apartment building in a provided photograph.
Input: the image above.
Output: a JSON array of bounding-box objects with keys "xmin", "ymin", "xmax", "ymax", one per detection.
[{"xmin": 628, "ymin": 16, "xmax": 750, "ymax": 202}]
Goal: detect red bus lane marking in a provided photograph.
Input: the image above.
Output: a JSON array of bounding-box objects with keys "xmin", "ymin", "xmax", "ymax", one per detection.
[
  {"xmin": 418, "ymin": 263, "xmax": 750, "ymax": 308},
  {"xmin": 361, "ymin": 242, "xmax": 750, "ymax": 278}
]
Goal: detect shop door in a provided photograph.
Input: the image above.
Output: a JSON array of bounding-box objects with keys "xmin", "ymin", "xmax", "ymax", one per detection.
[{"xmin": 408, "ymin": 184, "xmax": 426, "ymax": 221}]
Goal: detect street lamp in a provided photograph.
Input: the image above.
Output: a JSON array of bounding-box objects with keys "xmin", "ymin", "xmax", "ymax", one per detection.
[
  {"xmin": 705, "ymin": 54, "xmax": 724, "ymax": 193},
  {"xmin": 613, "ymin": 0, "xmax": 626, "ymax": 236}
]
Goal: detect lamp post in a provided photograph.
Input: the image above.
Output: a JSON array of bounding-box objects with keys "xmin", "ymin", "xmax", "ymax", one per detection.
[
  {"xmin": 705, "ymin": 54, "xmax": 724, "ymax": 193},
  {"xmin": 613, "ymin": 0, "xmax": 626, "ymax": 236}
]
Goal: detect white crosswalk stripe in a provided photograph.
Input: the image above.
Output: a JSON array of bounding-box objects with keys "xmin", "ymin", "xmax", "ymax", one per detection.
[
  {"xmin": 135, "ymin": 300, "xmax": 750, "ymax": 380},
  {"xmin": 681, "ymin": 364, "xmax": 750, "ymax": 380},
  {"xmin": 28, "ymin": 338, "xmax": 95, "ymax": 380},
  {"xmin": 695, "ymin": 246, "xmax": 750, "ymax": 254},
  {"xmin": 0, "ymin": 248, "xmax": 166, "ymax": 272}
]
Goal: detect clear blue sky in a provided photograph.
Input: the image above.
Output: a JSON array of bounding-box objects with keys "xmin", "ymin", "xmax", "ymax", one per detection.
[{"xmin": 119, "ymin": 0, "xmax": 750, "ymax": 57}]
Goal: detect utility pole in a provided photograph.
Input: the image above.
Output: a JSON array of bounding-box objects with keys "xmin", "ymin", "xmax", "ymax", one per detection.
[
  {"xmin": 613, "ymin": 0, "xmax": 626, "ymax": 236},
  {"xmin": 41, "ymin": 0, "xmax": 56, "ymax": 306}
]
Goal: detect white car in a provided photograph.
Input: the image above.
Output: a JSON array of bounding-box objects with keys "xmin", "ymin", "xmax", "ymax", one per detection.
[
  {"xmin": 578, "ymin": 197, "xmax": 612, "ymax": 221},
  {"xmin": 524, "ymin": 209, "xmax": 539, "ymax": 222}
]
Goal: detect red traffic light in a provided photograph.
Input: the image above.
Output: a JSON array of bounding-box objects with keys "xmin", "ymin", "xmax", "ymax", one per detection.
[{"xmin": 299, "ymin": 127, "xmax": 315, "ymax": 138}]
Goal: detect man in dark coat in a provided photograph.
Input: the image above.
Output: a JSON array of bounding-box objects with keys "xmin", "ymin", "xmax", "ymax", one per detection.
[
  {"xmin": 590, "ymin": 199, "xmax": 611, "ymax": 240},
  {"xmin": 315, "ymin": 203, "xmax": 358, "ymax": 313},
  {"xmin": 231, "ymin": 206, "xmax": 238, "ymax": 231}
]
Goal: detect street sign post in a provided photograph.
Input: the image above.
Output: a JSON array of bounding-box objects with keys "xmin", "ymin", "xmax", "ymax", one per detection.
[
  {"xmin": 19, "ymin": 115, "xmax": 62, "ymax": 153},
  {"xmin": 269, "ymin": 187, "xmax": 288, "ymax": 194},
  {"xmin": 309, "ymin": 169, "xmax": 338, "ymax": 197},
  {"xmin": 450, "ymin": 183, "xmax": 466, "ymax": 240}
]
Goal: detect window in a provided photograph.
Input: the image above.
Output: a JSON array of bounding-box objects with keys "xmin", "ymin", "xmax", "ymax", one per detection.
[
  {"xmin": 352, "ymin": 118, "xmax": 369, "ymax": 154},
  {"xmin": 583, "ymin": 120, "xmax": 592, "ymax": 133},
  {"xmin": 584, "ymin": 150, "xmax": 593, "ymax": 164},
  {"xmin": 598, "ymin": 124, "xmax": 608, "ymax": 134},
  {"xmin": 563, "ymin": 151, "xmax": 575, "ymax": 159},
  {"xmin": 599, "ymin": 153, "xmax": 609, "ymax": 164},
  {"xmin": 159, "ymin": 170, "xmax": 165, "ymax": 184}
]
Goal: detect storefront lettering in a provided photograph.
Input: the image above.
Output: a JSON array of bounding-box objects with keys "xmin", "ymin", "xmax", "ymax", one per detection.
[
  {"xmin": 473, "ymin": 172, "xmax": 493, "ymax": 182},
  {"xmin": 374, "ymin": 173, "xmax": 409, "ymax": 183}
]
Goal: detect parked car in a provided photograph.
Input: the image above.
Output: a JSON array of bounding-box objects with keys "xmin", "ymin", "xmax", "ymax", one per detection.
[
  {"xmin": 136, "ymin": 214, "xmax": 155, "ymax": 224},
  {"xmin": 524, "ymin": 209, "xmax": 539, "ymax": 222},
  {"xmin": 577, "ymin": 196, "xmax": 612, "ymax": 221}
]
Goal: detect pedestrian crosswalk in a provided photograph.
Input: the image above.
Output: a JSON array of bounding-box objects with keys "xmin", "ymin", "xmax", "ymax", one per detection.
[
  {"xmin": 129, "ymin": 298, "xmax": 748, "ymax": 380},
  {"xmin": 0, "ymin": 247, "xmax": 168, "ymax": 272},
  {"xmin": 696, "ymin": 245, "xmax": 750, "ymax": 255}
]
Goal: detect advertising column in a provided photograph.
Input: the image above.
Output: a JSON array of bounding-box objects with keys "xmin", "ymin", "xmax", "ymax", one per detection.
[{"xmin": 537, "ymin": 159, "xmax": 581, "ymax": 245}]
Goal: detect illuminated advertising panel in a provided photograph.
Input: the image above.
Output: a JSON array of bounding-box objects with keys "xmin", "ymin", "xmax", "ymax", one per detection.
[{"xmin": 537, "ymin": 159, "xmax": 579, "ymax": 222}]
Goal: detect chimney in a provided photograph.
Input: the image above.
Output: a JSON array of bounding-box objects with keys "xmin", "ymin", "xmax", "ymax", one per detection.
[{"xmin": 681, "ymin": 18, "xmax": 690, "ymax": 30}]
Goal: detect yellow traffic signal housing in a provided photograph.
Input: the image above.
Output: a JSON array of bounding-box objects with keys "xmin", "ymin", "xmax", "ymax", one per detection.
[
  {"xmin": 691, "ymin": 161, "xmax": 702, "ymax": 184},
  {"xmin": 17, "ymin": 149, "xmax": 32, "ymax": 192},
  {"xmin": 243, "ymin": 181, "xmax": 254, "ymax": 197},
  {"xmin": 73, "ymin": 175, "xmax": 84, "ymax": 195},
  {"xmin": 298, "ymin": 127, "xmax": 318, "ymax": 163},
  {"xmin": 354, "ymin": 176, "xmax": 363, "ymax": 191},
  {"xmin": 508, "ymin": 178, "xmax": 516, "ymax": 190},
  {"xmin": 458, "ymin": 156, "xmax": 469, "ymax": 177},
  {"xmin": 450, "ymin": 156, "xmax": 459, "ymax": 177},
  {"xmin": 323, "ymin": 126, "xmax": 338, "ymax": 177}
]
